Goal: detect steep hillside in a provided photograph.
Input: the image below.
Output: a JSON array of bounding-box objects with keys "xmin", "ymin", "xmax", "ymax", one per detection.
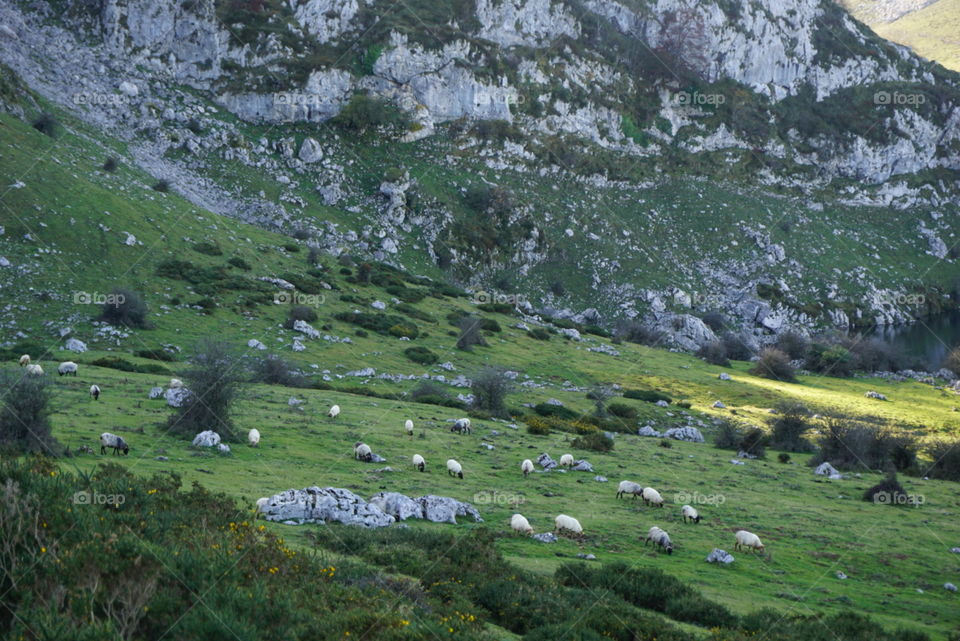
[{"xmin": 0, "ymin": 0, "xmax": 959, "ymax": 347}]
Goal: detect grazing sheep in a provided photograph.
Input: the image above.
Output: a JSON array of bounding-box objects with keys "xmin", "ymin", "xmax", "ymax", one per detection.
[
  {"xmin": 18, "ymin": 354, "xmax": 29, "ymax": 367},
  {"xmin": 559, "ymin": 454, "xmax": 575, "ymax": 467},
  {"xmin": 521, "ymin": 459, "xmax": 534, "ymax": 477},
  {"xmin": 734, "ymin": 530, "xmax": 764, "ymax": 553},
  {"xmin": 328, "ymin": 404, "xmax": 341, "ymax": 419},
  {"xmin": 412, "ymin": 454, "xmax": 426, "ymax": 472},
  {"xmin": 248, "ymin": 428, "xmax": 260, "ymax": 447},
  {"xmin": 642, "ymin": 487, "xmax": 665, "ymax": 507},
  {"xmin": 99, "ymin": 432, "xmax": 129, "ymax": 456},
  {"xmin": 405, "ymin": 419, "xmax": 414, "ymax": 436},
  {"xmin": 681, "ymin": 505, "xmax": 701, "ymax": 524},
  {"xmin": 554, "ymin": 514, "xmax": 583, "ymax": 536},
  {"xmin": 25, "ymin": 364, "xmax": 43, "ymax": 377},
  {"xmin": 354, "ymin": 442, "xmax": 372, "ymax": 462},
  {"xmin": 644, "ymin": 526, "xmax": 674, "ymax": 554},
  {"xmin": 446, "ymin": 459, "xmax": 463, "ymax": 478},
  {"xmin": 169, "ymin": 378, "xmax": 183, "ymax": 389},
  {"xmin": 451, "ymin": 418, "xmax": 471, "ymax": 434},
  {"xmin": 57, "ymin": 361, "xmax": 78, "ymax": 377},
  {"xmin": 510, "ymin": 513, "xmax": 534, "ymax": 535},
  {"xmin": 617, "ymin": 480, "xmax": 644, "ymax": 500},
  {"xmin": 89, "ymin": 384, "xmax": 101, "ymax": 401}
]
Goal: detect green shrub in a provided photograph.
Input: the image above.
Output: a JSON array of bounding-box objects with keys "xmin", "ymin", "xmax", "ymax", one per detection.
[
  {"xmin": 623, "ymin": 389, "xmax": 671, "ymax": 404},
  {"xmin": 193, "ymin": 241, "xmax": 223, "ymax": 256},
  {"xmin": 697, "ymin": 341, "xmax": 730, "ymax": 366},
  {"xmin": 572, "ymin": 432, "xmax": 614, "ymax": 452},
  {"xmin": 282, "ymin": 243, "xmax": 300, "ymax": 253},
  {"xmin": 227, "ymin": 256, "xmax": 251, "ymax": 270},
  {"xmin": 769, "ymin": 401, "xmax": 813, "ymax": 452},
  {"xmin": 394, "ymin": 302, "xmax": 435, "ymax": 322},
  {"xmin": 332, "ymin": 92, "xmax": 410, "ymax": 133},
  {"xmin": 334, "ymin": 312, "xmax": 419, "ymax": 339},
  {"xmin": 779, "ymin": 452, "xmax": 791, "ymax": 463},
  {"xmin": 89, "ymin": 356, "xmax": 170, "ymax": 375},
  {"xmin": 527, "ymin": 420, "xmax": 551, "ymax": 435},
  {"xmin": 98, "ymin": 287, "xmax": 151, "ymax": 329},
  {"xmin": 134, "ymin": 348, "xmax": 177, "ymax": 362},
  {"xmin": 153, "ymin": 179, "xmax": 171, "ymax": 192},
  {"xmin": 607, "ymin": 403, "xmax": 637, "ymax": 419},
  {"xmin": 102, "ymin": 156, "xmax": 118, "ymax": 172},
  {"xmin": 32, "ymin": 113, "xmax": 58, "ymax": 137},
  {"xmin": 404, "ymin": 346, "xmax": 438, "ymax": 365},
  {"xmin": 478, "ymin": 318, "xmax": 501, "ymax": 332},
  {"xmin": 533, "ymin": 403, "xmax": 578, "ymax": 419},
  {"xmin": 476, "ymin": 303, "xmax": 515, "ymax": 314},
  {"xmin": 0, "ymin": 370, "xmax": 57, "ymax": 454},
  {"xmin": 527, "ymin": 328, "xmax": 551, "ymax": 341}
]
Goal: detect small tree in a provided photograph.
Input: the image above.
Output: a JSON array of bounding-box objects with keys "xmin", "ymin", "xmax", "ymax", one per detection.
[
  {"xmin": 471, "ymin": 366, "xmax": 514, "ymax": 418},
  {"xmin": 0, "ymin": 370, "xmax": 58, "ymax": 454},
  {"xmin": 98, "ymin": 287, "xmax": 150, "ymax": 329},
  {"xmin": 456, "ymin": 316, "xmax": 488, "ymax": 350},
  {"xmin": 696, "ymin": 341, "xmax": 730, "ymax": 367},
  {"xmin": 168, "ymin": 339, "xmax": 246, "ymax": 441},
  {"xmin": 775, "ymin": 330, "xmax": 809, "ymax": 360},
  {"xmin": 944, "ymin": 346, "xmax": 960, "ymax": 377},
  {"xmin": 769, "ymin": 401, "xmax": 813, "ymax": 452}
]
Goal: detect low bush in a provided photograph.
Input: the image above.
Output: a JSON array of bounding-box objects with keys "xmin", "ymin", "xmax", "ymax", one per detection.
[
  {"xmin": 623, "ymin": 389, "xmax": 671, "ymax": 404},
  {"xmin": 607, "ymin": 403, "xmax": 637, "ymax": 419},
  {"xmin": 404, "ymin": 346, "xmax": 438, "ymax": 365},
  {"xmin": 776, "ymin": 330, "xmax": 809, "ymax": 359},
  {"xmin": 334, "ymin": 312, "xmax": 419, "ymax": 339},
  {"xmin": 134, "ymin": 348, "xmax": 177, "ymax": 362},
  {"xmin": 696, "ymin": 341, "xmax": 730, "ymax": 366},
  {"xmin": 193, "ymin": 241, "xmax": 223, "ymax": 256},
  {"xmin": 527, "ymin": 328, "xmax": 551, "ymax": 341},
  {"xmin": 572, "ymin": 431, "xmax": 614, "ymax": 452},
  {"xmin": 394, "ymin": 302, "xmax": 435, "ymax": 323},
  {"xmin": 750, "ymin": 348, "xmax": 797, "ymax": 382},
  {"xmin": 925, "ymin": 439, "xmax": 960, "ymax": 481},
  {"xmin": 250, "ymin": 354, "xmax": 304, "ymax": 387},
  {"xmin": 720, "ymin": 331, "xmax": 754, "ymax": 360},
  {"xmin": 526, "ymin": 418, "xmax": 551, "ymax": 435},
  {"xmin": 534, "ymin": 402, "xmax": 579, "ymax": 419},
  {"xmin": 863, "ymin": 472, "xmax": 910, "ymax": 505},
  {"xmin": 0, "ymin": 371, "xmax": 57, "ymax": 454},
  {"xmin": 769, "ymin": 401, "xmax": 813, "ymax": 452},
  {"xmin": 89, "ymin": 356, "xmax": 170, "ymax": 375},
  {"xmin": 227, "ymin": 256, "xmax": 251, "ymax": 270},
  {"xmin": 98, "ymin": 287, "xmax": 151, "ymax": 329}
]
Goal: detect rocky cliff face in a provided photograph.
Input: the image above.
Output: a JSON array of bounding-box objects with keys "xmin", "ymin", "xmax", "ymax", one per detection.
[
  {"xmin": 1, "ymin": 0, "xmax": 958, "ymax": 350},
  {"xmin": 78, "ymin": 0, "xmax": 960, "ymax": 185}
]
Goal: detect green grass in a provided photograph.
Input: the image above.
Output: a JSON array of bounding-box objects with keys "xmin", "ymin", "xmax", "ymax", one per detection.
[{"xmin": 31, "ymin": 360, "xmax": 960, "ymax": 639}]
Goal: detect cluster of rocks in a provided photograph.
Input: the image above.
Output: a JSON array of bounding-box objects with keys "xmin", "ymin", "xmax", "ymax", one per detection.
[
  {"xmin": 191, "ymin": 430, "xmax": 231, "ymax": 454},
  {"xmin": 536, "ymin": 453, "xmax": 593, "ymax": 472},
  {"xmin": 258, "ymin": 487, "xmax": 483, "ymax": 527}
]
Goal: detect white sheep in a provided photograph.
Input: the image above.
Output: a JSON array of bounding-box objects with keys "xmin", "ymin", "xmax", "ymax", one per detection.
[
  {"xmin": 642, "ymin": 487, "xmax": 665, "ymax": 507},
  {"xmin": 169, "ymin": 378, "xmax": 183, "ymax": 389},
  {"xmin": 405, "ymin": 419, "xmax": 414, "ymax": 436},
  {"xmin": 412, "ymin": 454, "xmax": 426, "ymax": 472},
  {"xmin": 451, "ymin": 418, "xmax": 471, "ymax": 434},
  {"xmin": 510, "ymin": 513, "xmax": 534, "ymax": 535},
  {"xmin": 248, "ymin": 428, "xmax": 260, "ymax": 447},
  {"xmin": 734, "ymin": 530, "xmax": 764, "ymax": 553},
  {"xmin": 681, "ymin": 505, "xmax": 701, "ymax": 524},
  {"xmin": 89, "ymin": 384, "xmax": 101, "ymax": 401},
  {"xmin": 617, "ymin": 481, "xmax": 644, "ymax": 500},
  {"xmin": 446, "ymin": 459, "xmax": 463, "ymax": 479},
  {"xmin": 328, "ymin": 404, "xmax": 341, "ymax": 419},
  {"xmin": 18, "ymin": 354, "xmax": 30, "ymax": 367},
  {"xmin": 25, "ymin": 364, "xmax": 43, "ymax": 377},
  {"xmin": 100, "ymin": 432, "xmax": 129, "ymax": 456},
  {"xmin": 521, "ymin": 459, "xmax": 534, "ymax": 477},
  {"xmin": 354, "ymin": 442, "xmax": 372, "ymax": 462},
  {"xmin": 554, "ymin": 514, "xmax": 583, "ymax": 536},
  {"xmin": 57, "ymin": 361, "xmax": 78, "ymax": 377},
  {"xmin": 559, "ymin": 453, "xmax": 575, "ymax": 467},
  {"xmin": 644, "ymin": 526, "xmax": 674, "ymax": 554}
]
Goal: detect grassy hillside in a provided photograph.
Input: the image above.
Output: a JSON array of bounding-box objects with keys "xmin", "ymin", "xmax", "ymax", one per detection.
[
  {"xmin": 841, "ymin": 0, "xmax": 960, "ymax": 71},
  {"xmin": 2, "ymin": 69, "xmax": 960, "ymax": 640}
]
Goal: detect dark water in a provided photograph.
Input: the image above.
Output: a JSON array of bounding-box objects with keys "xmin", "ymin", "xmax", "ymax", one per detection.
[{"xmin": 866, "ymin": 311, "xmax": 960, "ymax": 372}]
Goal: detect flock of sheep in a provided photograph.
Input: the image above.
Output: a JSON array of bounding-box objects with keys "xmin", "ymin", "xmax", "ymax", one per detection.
[
  {"xmin": 339, "ymin": 403, "xmax": 767, "ymax": 557},
  {"xmin": 19, "ymin": 352, "xmax": 765, "ymax": 558}
]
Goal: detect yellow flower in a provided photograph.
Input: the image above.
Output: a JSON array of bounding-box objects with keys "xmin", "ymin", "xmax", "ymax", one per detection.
[{"xmin": 40, "ymin": 547, "xmax": 46, "ymax": 554}]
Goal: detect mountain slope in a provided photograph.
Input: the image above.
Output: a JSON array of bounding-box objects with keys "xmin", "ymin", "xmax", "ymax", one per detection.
[{"xmin": 841, "ymin": 0, "xmax": 960, "ymax": 71}]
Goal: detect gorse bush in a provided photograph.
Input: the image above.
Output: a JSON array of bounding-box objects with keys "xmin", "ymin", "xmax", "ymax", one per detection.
[
  {"xmin": 471, "ymin": 366, "xmax": 514, "ymax": 418},
  {"xmin": 404, "ymin": 346, "xmax": 438, "ymax": 365},
  {"xmin": 750, "ymin": 348, "xmax": 796, "ymax": 382},
  {"xmin": 623, "ymin": 389, "xmax": 671, "ymax": 404},
  {"xmin": 250, "ymin": 354, "xmax": 303, "ymax": 387},
  {"xmin": 697, "ymin": 341, "xmax": 730, "ymax": 366},
  {"xmin": 572, "ymin": 431, "xmax": 614, "ymax": 452}
]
